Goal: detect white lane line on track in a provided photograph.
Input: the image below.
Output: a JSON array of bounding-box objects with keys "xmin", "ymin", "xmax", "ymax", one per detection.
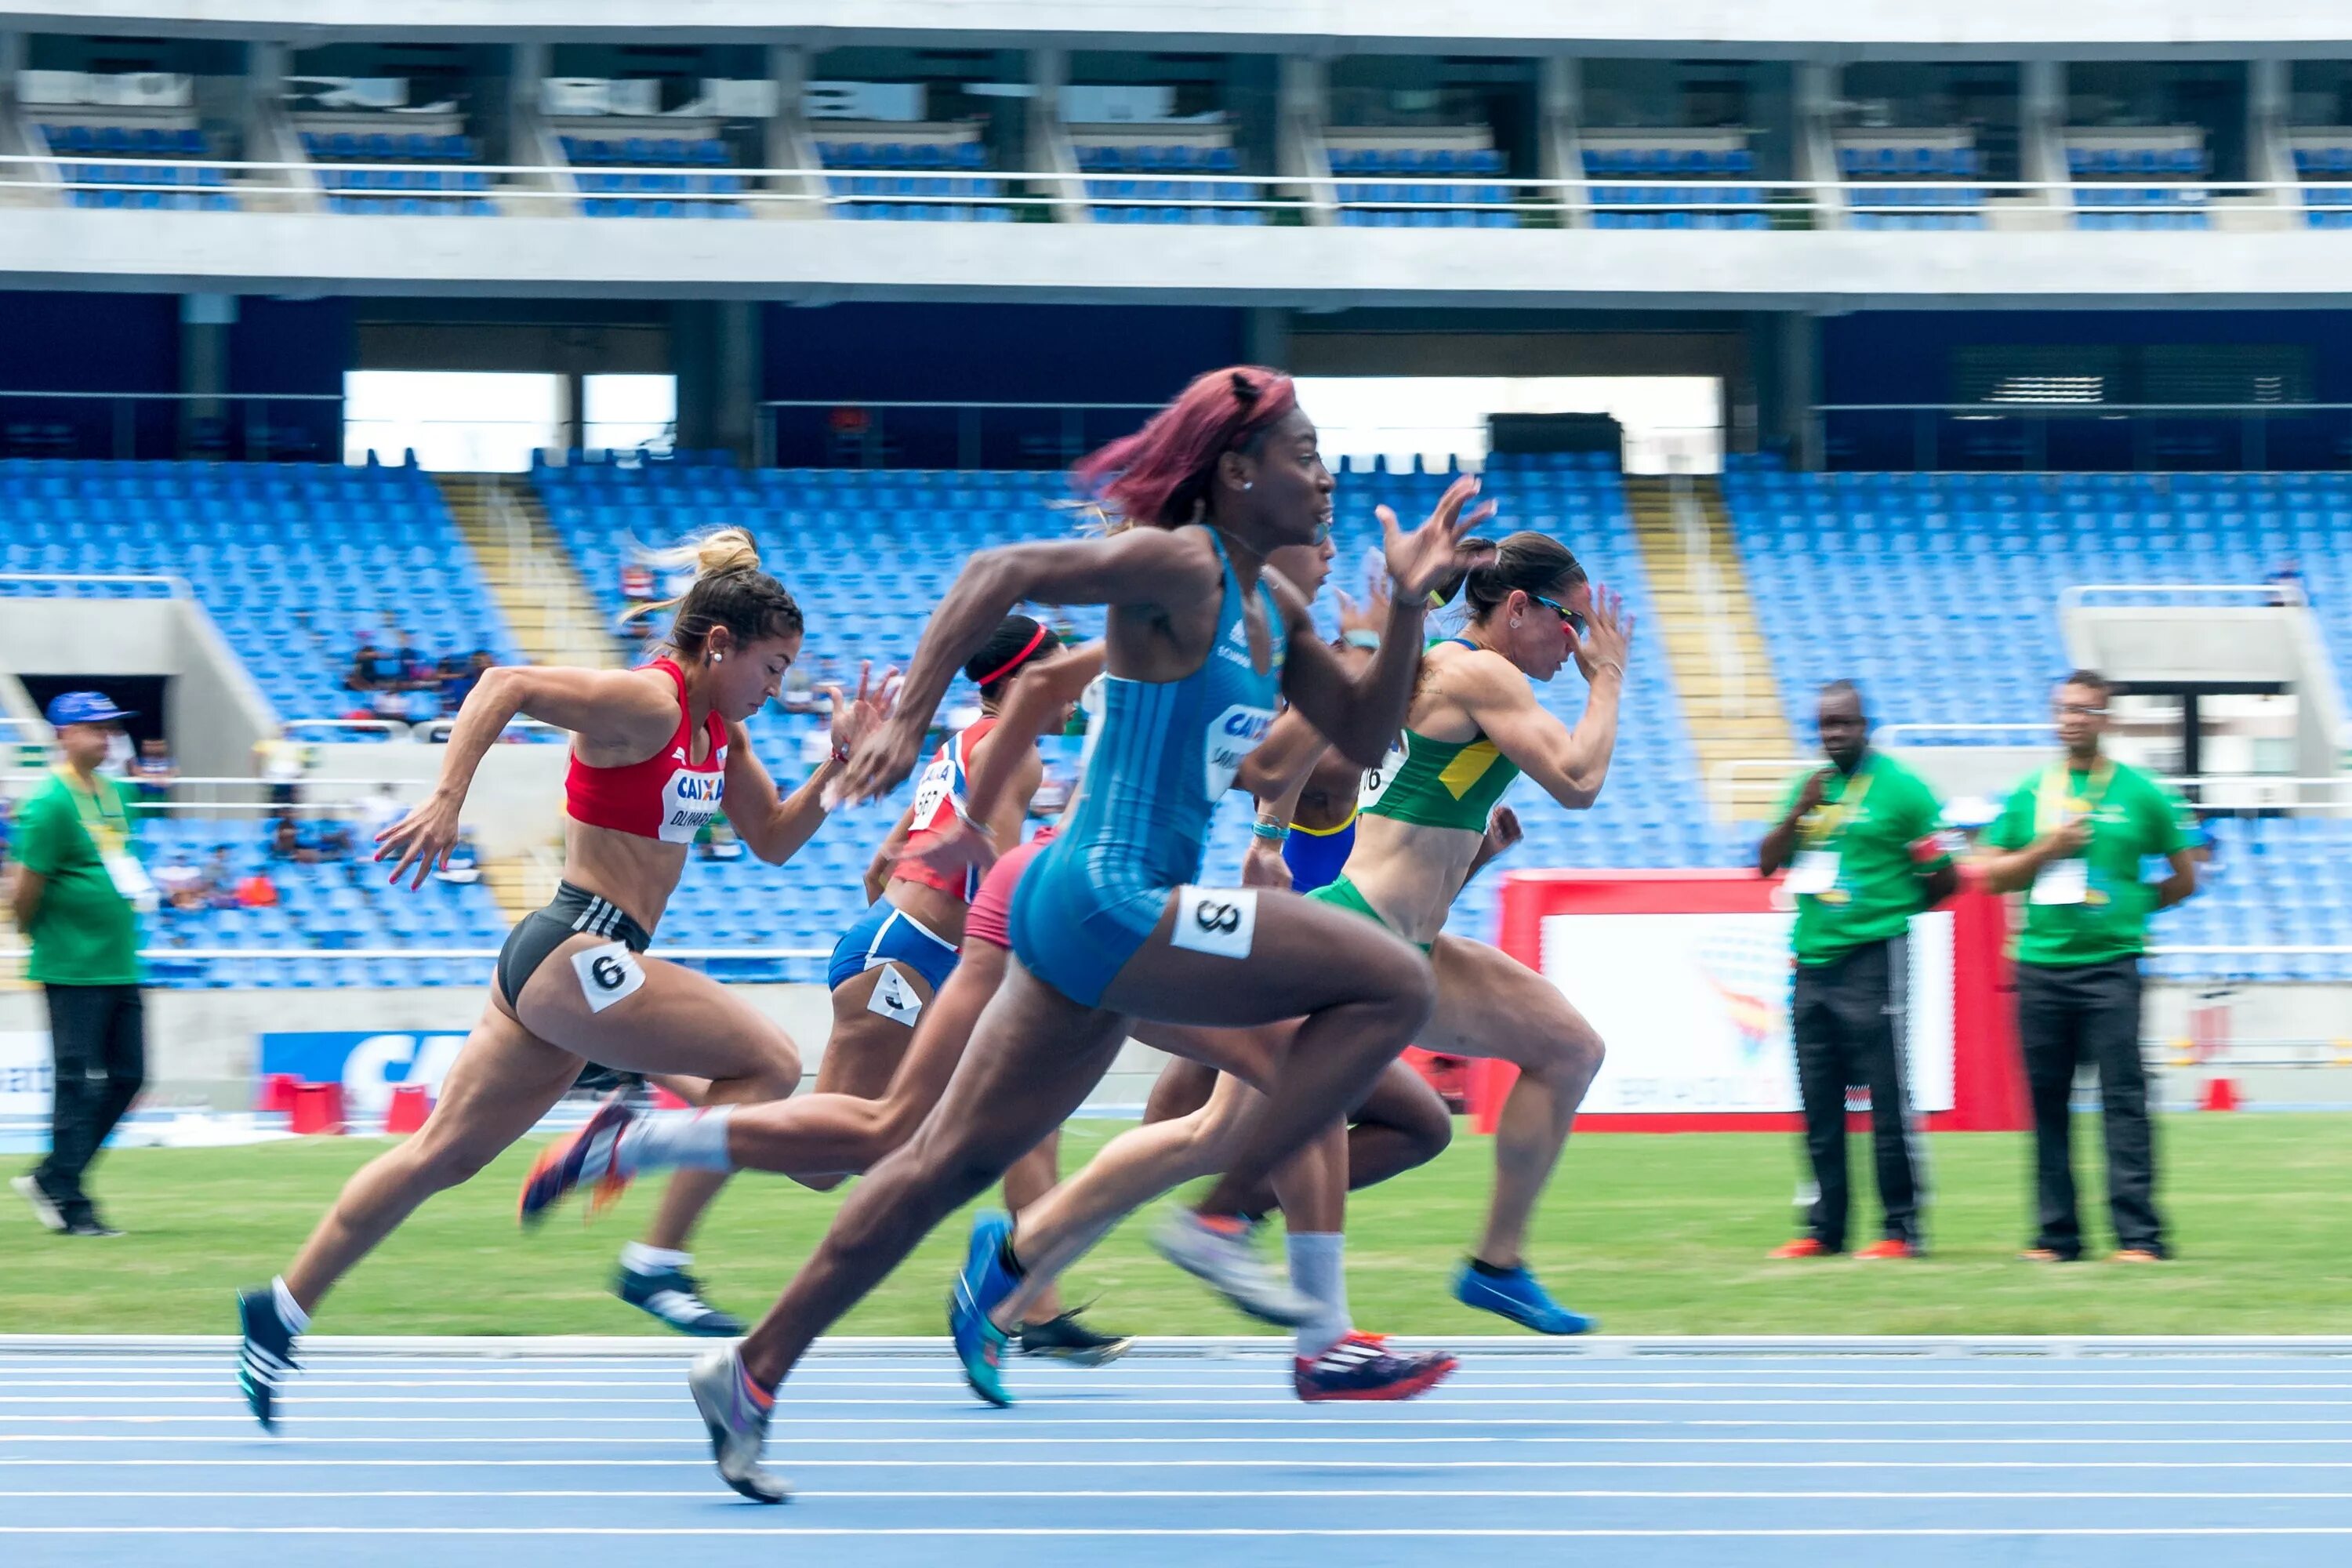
[
  {"xmin": 14, "ymin": 1414, "xmax": 2352, "ymax": 1428},
  {"xmin": 4, "ymin": 1487, "xmax": 2350, "ymax": 1502},
  {"xmin": 13, "ymin": 1366, "xmax": 2352, "ymax": 1382},
  {"xmin": 12, "ymin": 1457, "xmax": 2352, "ymax": 1470},
  {"xmin": 16, "ymin": 1395, "xmax": 2351, "ymax": 1408},
  {"xmin": 9, "ymin": 1526, "xmax": 2352, "ymax": 1539},
  {"xmin": 12, "ymin": 1434, "xmax": 2352, "ymax": 1447}
]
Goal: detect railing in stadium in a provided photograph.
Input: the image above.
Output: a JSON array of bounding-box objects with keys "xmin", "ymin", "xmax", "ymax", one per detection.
[
  {"xmin": 12, "ymin": 153, "xmax": 2343, "ymax": 226},
  {"xmin": 1811, "ymin": 401, "xmax": 2352, "ymax": 470},
  {"xmin": 0, "ymin": 389, "xmax": 343, "ymax": 461}
]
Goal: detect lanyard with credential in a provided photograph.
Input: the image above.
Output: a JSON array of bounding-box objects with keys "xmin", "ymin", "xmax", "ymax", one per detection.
[
  {"xmin": 1802, "ymin": 763, "xmax": 1875, "ymax": 848},
  {"xmin": 54, "ymin": 766, "xmax": 128, "ymax": 856},
  {"xmin": 2033, "ymin": 759, "xmax": 2114, "ymax": 838}
]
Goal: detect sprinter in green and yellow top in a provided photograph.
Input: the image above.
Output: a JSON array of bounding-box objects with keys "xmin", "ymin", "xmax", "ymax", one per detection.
[{"xmin": 1307, "ymin": 531, "xmax": 1633, "ymax": 1335}]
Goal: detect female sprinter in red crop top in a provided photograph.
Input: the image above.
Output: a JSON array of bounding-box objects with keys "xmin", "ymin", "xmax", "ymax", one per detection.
[{"xmin": 231, "ymin": 528, "xmax": 889, "ymax": 1430}]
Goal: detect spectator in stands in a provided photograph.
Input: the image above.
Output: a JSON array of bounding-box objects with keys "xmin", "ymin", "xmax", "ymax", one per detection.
[
  {"xmin": 129, "ymin": 739, "xmax": 176, "ymax": 819},
  {"xmin": 346, "ymin": 633, "xmax": 391, "ymax": 695},
  {"xmin": 254, "ymin": 728, "xmax": 307, "ymax": 806},
  {"xmin": 434, "ymin": 829, "xmax": 481, "ymax": 886},
  {"xmin": 313, "ymin": 819, "xmax": 355, "ymax": 862},
  {"xmin": 202, "ymin": 848, "xmax": 237, "ymax": 910},
  {"xmin": 780, "ymin": 664, "xmax": 819, "ymax": 714},
  {"xmin": 358, "ymin": 782, "xmax": 405, "ymax": 846},
  {"xmin": 267, "ymin": 811, "xmax": 317, "ymax": 866},
  {"xmin": 436, "ymin": 654, "xmax": 477, "ymax": 716},
  {"xmin": 1978, "ymin": 670, "xmax": 2200, "ymax": 1265},
  {"xmin": 620, "ymin": 561, "xmax": 657, "ymax": 608},
  {"xmin": 8, "ymin": 690, "xmax": 151, "ymax": 1239},
  {"xmin": 697, "ymin": 818, "xmax": 746, "ymax": 862},
  {"xmin": 2267, "ymin": 561, "xmax": 2309, "ymax": 608},
  {"xmin": 1757, "ymin": 681, "xmax": 1958, "ymax": 1261},
  {"xmin": 234, "ymin": 866, "xmax": 280, "ymax": 909},
  {"xmin": 153, "ymin": 852, "xmax": 208, "ymax": 914}
]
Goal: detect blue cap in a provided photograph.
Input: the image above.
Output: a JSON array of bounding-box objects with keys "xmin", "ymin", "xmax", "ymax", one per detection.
[{"xmin": 45, "ymin": 691, "xmax": 134, "ymax": 728}]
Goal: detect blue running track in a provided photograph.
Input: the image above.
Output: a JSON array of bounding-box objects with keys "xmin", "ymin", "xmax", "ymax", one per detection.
[{"xmin": 5, "ymin": 1338, "xmax": 2352, "ymax": 1568}]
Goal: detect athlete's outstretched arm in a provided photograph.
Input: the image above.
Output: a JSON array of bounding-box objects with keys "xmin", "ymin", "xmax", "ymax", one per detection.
[
  {"xmin": 374, "ymin": 663, "xmax": 681, "ymax": 887},
  {"xmin": 833, "ymin": 532, "xmax": 1210, "ymax": 805},
  {"xmin": 1464, "ymin": 586, "xmax": 1633, "ymax": 811},
  {"xmin": 720, "ymin": 665, "xmax": 894, "ymax": 864},
  {"xmin": 1273, "ymin": 481, "xmax": 1494, "ymax": 767},
  {"xmin": 902, "ymin": 641, "xmax": 1102, "ymax": 887}
]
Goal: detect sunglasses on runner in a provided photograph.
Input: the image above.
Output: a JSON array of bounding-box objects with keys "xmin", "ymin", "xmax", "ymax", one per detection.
[{"xmin": 1529, "ymin": 591, "xmax": 1587, "ymax": 640}]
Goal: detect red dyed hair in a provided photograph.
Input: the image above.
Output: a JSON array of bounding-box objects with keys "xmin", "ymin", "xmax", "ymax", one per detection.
[{"xmin": 1073, "ymin": 365, "xmax": 1299, "ymax": 529}]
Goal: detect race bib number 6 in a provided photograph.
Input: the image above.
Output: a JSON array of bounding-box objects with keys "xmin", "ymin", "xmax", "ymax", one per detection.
[
  {"xmin": 1170, "ymin": 885, "xmax": 1258, "ymax": 960},
  {"xmin": 571, "ymin": 941, "xmax": 648, "ymax": 1014}
]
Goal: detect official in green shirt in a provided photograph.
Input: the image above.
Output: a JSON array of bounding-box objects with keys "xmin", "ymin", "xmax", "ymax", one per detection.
[
  {"xmin": 1980, "ymin": 669, "xmax": 2198, "ymax": 1265},
  {"xmin": 1758, "ymin": 681, "xmax": 1958, "ymax": 1258},
  {"xmin": 9, "ymin": 691, "xmax": 151, "ymax": 1239}
]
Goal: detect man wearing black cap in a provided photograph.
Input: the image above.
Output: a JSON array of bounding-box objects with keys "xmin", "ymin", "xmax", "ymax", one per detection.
[{"xmin": 9, "ymin": 691, "xmax": 153, "ymax": 1237}]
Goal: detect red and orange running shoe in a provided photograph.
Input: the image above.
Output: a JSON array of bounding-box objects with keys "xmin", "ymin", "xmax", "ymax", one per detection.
[
  {"xmin": 517, "ymin": 1094, "xmax": 637, "ymax": 1228},
  {"xmin": 1294, "ymin": 1332, "xmax": 1457, "ymax": 1403}
]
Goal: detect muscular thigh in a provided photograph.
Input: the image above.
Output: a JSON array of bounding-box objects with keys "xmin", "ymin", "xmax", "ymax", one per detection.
[
  {"xmin": 1132, "ymin": 1017, "xmax": 1296, "ymax": 1092},
  {"xmin": 1424, "ymin": 936, "xmax": 1599, "ymax": 1068},
  {"xmin": 874, "ymin": 943, "xmax": 1005, "ymax": 1123},
  {"xmin": 414, "ymin": 1004, "xmax": 589, "ymax": 1163},
  {"xmin": 1102, "ymin": 885, "xmax": 1431, "ymax": 1031},
  {"xmin": 905, "ymin": 957, "xmax": 1130, "ymax": 1173},
  {"xmin": 820, "ymin": 963, "xmax": 938, "ymax": 1097},
  {"xmin": 514, "ymin": 933, "xmax": 798, "ymax": 1085}
]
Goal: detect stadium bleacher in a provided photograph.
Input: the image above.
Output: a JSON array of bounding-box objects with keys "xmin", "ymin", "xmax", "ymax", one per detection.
[
  {"xmin": 561, "ymin": 132, "xmax": 752, "ymax": 220},
  {"xmin": 303, "ymin": 125, "xmax": 496, "ymax": 217},
  {"xmin": 1074, "ymin": 140, "xmax": 1266, "ymax": 226},
  {"xmin": 39, "ymin": 121, "xmax": 237, "ymax": 212},
  {"xmin": 815, "ymin": 137, "xmax": 1013, "ymax": 223},
  {"xmin": 1327, "ymin": 143, "xmax": 1519, "ymax": 228},
  {"xmin": 0, "ymin": 459, "xmax": 524, "ymax": 721},
  {"xmin": 1722, "ymin": 455, "xmax": 2352, "ymax": 981},
  {"xmin": 1582, "ymin": 136, "xmax": 1767, "ymax": 230}
]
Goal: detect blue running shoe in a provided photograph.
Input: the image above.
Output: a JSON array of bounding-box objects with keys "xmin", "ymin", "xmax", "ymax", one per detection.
[
  {"xmin": 1453, "ymin": 1261, "xmax": 1597, "ymax": 1335},
  {"xmin": 235, "ymin": 1286, "xmax": 299, "ymax": 1431},
  {"xmin": 948, "ymin": 1209, "xmax": 1018, "ymax": 1407}
]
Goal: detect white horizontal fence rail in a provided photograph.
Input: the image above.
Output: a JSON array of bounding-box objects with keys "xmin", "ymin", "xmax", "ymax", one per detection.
[
  {"xmin": 20, "ymin": 154, "xmax": 2352, "ymax": 219},
  {"xmin": 0, "ymin": 570, "xmax": 189, "ymax": 597},
  {"xmin": 2061, "ymin": 581, "xmax": 2311, "ymax": 611}
]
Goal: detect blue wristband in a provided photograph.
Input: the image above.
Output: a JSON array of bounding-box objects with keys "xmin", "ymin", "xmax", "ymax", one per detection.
[
  {"xmin": 1342, "ymin": 629, "xmax": 1381, "ymax": 651},
  {"xmin": 1251, "ymin": 818, "xmax": 1291, "ymax": 842}
]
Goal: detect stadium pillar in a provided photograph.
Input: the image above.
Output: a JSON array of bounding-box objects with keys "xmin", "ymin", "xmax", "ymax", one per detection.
[
  {"xmin": 1245, "ymin": 308, "xmax": 1291, "ymax": 370},
  {"xmin": 673, "ymin": 301, "xmax": 760, "ymax": 464},
  {"xmin": 180, "ymin": 293, "xmax": 236, "ymax": 460},
  {"xmin": 1752, "ymin": 310, "xmax": 1819, "ymax": 470}
]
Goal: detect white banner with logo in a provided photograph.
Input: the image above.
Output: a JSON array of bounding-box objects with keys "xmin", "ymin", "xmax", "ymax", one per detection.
[
  {"xmin": 1540, "ymin": 911, "xmax": 1955, "ymax": 1115},
  {"xmin": 0, "ymin": 1032, "xmax": 56, "ymax": 1117}
]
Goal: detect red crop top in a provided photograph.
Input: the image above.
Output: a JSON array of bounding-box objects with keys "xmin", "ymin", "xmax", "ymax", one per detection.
[{"xmin": 563, "ymin": 659, "xmax": 728, "ymax": 844}]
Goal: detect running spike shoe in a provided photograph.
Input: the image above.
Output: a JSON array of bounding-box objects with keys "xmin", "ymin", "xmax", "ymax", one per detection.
[
  {"xmin": 517, "ymin": 1093, "xmax": 636, "ymax": 1228},
  {"xmin": 1452, "ymin": 1261, "xmax": 1596, "ymax": 1335},
  {"xmin": 948, "ymin": 1209, "xmax": 1019, "ymax": 1407},
  {"xmin": 1152, "ymin": 1210, "xmax": 1320, "ymax": 1327},
  {"xmin": 686, "ymin": 1345, "xmax": 789, "ymax": 1504}
]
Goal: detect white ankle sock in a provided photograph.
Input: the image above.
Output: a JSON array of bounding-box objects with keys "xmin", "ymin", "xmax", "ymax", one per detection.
[
  {"xmin": 619, "ymin": 1243, "xmax": 691, "ymax": 1276},
  {"xmin": 270, "ymin": 1276, "xmax": 310, "ymax": 1335},
  {"xmin": 614, "ymin": 1106, "xmax": 736, "ymax": 1177},
  {"xmin": 1287, "ymin": 1232, "xmax": 1350, "ymax": 1359}
]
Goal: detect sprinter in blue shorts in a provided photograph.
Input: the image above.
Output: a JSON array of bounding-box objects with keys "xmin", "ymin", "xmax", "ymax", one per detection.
[{"xmin": 678, "ymin": 365, "xmax": 1494, "ymax": 1504}]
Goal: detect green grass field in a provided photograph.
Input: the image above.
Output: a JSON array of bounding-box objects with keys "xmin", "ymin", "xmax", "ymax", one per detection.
[{"xmin": 4, "ymin": 1114, "xmax": 2349, "ymax": 1338}]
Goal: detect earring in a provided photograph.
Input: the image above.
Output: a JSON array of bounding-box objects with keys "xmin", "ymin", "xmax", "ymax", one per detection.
[
  {"xmin": 713, "ymin": 652, "xmax": 723, "ymax": 663},
  {"xmin": 1510, "ymin": 617, "xmax": 1521, "ymax": 629},
  {"xmin": 1242, "ymin": 481, "xmax": 1254, "ymax": 492}
]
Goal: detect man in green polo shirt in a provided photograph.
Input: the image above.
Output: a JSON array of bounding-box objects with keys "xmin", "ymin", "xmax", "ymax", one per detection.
[
  {"xmin": 1982, "ymin": 669, "xmax": 2197, "ymax": 1265},
  {"xmin": 9, "ymin": 691, "xmax": 152, "ymax": 1239},
  {"xmin": 1759, "ymin": 681, "xmax": 1958, "ymax": 1260}
]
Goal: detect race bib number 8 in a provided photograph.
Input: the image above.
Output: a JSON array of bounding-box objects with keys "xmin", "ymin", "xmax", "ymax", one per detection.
[
  {"xmin": 1170, "ymin": 885, "xmax": 1258, "ymax": 960},
  {"xmin": 571, "ymin": 941, "xmax": 648, "ymax": 1014}
]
